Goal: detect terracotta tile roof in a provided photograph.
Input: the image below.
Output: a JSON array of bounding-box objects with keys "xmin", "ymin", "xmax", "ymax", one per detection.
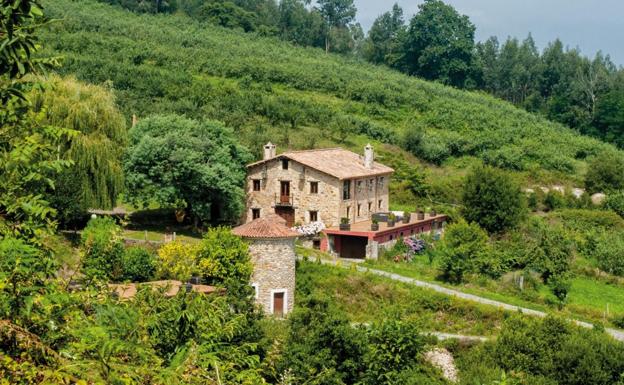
[
  {"xmin": 248, "ymin": 148, "xmax": 394, "ymax": 180},
  {"xmin": 232, "ymin": 214, "xmax": 300, "ymax": 239}
]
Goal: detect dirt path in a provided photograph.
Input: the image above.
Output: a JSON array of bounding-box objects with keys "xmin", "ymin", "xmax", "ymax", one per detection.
[{"xmin": 305, "ymin": 257, "xmax": 624, "ymax": 342}]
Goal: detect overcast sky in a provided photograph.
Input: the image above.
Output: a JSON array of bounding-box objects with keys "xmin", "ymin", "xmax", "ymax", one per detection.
[{"xmin": 353, "ymin": 0, "xmax": 624, "ymax": 66}]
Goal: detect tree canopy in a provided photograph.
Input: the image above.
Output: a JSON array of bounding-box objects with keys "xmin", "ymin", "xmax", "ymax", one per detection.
[
  {"xmin": 462, "ymin": 165, "xmax": 527, "ymax": 234},
  {"xmin": 30, "ymin": 75, "xmax": 127, "ymax": 226},
  {"xmin": 123, "ymin": 115, "xmax": 252, "ymax": 225},
  {"xmin": 399, "ymin": 0, "xmax": 476, "ymax": 88}
]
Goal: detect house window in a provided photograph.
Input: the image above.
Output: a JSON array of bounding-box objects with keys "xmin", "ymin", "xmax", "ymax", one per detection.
[
  {"xmin": 346, "ymin": 206, "xmax": 351, "ymax": 219},
  {"xmin": 282, "ymin": 159, "xmax": 289, "ymax": 170},
  {"xmin": 313, "ymin": 239, "xmax": 321, "ymax": 249},
  {"xmin": 309, "ymin": 210, "xmax": 318, "ymax": 222},
  {"xmin": 357, "ymin": 204, "xmax": 361, "ymax": 216},
  {"xmin": 357, "ymin": 180, "xmax": 363, "ymax": 193},
  {"xmin": 378, "ymin": 176, "xmax": 385, "ymax": 189},
  {"xmin": 343, "ymin": 180, "xmax": 351, "ymax": 200},
  {"xmin": 310, "ymin": 181, "xmax": 319, "ymax": 194},
  {"xmin": 251, "ymin": 283, "xmax": 259, "ymax": 299},
  {"xmin": 378, "ymin": 199, "xmax": 383, "ymax": 209},
  {"xmin": 252, "ymin": 208, "xmax": 261, "ymax": 220},
  {"xmin": 252, "ymin": 179, "xmax": 261, "ymax": 191},
  {"xmin": 369, "ymin": 178, "xmax": 375, "ymax": 191},
  {"xmin": 368, "ymin": 202, "xmax": 372, "ymax": 213}
]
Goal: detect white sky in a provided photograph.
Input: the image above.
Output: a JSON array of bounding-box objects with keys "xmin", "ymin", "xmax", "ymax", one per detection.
[{"xmin": 352, "ymin": 0, "xmax": 624, "ymax": 66}]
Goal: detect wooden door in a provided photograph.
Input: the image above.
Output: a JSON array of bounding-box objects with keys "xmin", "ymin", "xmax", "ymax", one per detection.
[
  {"xmin": 280, "ymin": 181, "xmax": 290, "ymax": 203},
  {"xmin": 273, "ymin": 291, "xmax": 285, "ymax": 317},
  {"xmin": 275, "ymin": 207, "xmax": 295, "ymax": 227}
]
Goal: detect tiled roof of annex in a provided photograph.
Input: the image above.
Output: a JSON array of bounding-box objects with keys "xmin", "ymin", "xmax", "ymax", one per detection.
[
  {"xmin": 247, "ymin": 147, "xmax": 394, "ymax": 180},
  {"xmin": 232, "ymin": 214, "xmax": 300, "ymax": 239}
]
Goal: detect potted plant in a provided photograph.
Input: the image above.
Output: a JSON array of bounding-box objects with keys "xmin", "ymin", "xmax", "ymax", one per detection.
[
  {"xmin": 339, "ymin": 217, "xmax": 351, "ymax": 231},
  {"xmin": 417, "ymin": 210, "xmax": 425, "ymax": 220},
  {"xmin": 402, "ymin": 211, "xmax": 410, "ymax": 223},
  {"xmin": 387, "ymin": 213, "xmax": 396, "ymax": 227},
  {"xmin": 371, "ymin": 218, "xmax": 379, "ymax": 231}
]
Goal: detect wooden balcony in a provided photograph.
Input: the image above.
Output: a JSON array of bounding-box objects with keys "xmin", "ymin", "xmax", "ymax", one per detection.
[{"xmin": 274, "ymin": 193, "xmax": 294, "ymax": 207}]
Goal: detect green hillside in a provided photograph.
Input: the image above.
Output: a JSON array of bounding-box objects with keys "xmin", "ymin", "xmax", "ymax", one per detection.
[{"xmin": 43, "ymin": 0, "xmax": 621, "ymax": 182}]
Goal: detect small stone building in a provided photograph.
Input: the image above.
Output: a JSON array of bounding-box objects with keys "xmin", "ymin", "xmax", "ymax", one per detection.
[{"xmin": 232, "ymin": 214, "xmax": 298, "ymax": 317}]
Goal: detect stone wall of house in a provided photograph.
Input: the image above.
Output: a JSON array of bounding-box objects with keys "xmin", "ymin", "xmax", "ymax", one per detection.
[
  {"xmin": 246, "ymin": 159, "xmax": 342, "ymax": 226},
  {"xmin": 248, "ymin": 237, "xmax": 296, "ymax": 316},
  {"xmin": 338, "ymin": 175, "xmax": 390, "ymax": 224}
]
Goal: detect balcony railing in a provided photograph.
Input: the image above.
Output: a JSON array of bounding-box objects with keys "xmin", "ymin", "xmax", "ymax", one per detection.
[{"xmin": 275, "ymin": 193, "xmax": 294, "ymax": 206}]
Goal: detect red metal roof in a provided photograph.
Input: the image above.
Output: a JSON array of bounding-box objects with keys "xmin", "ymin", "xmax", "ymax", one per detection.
[{"xmin": 232, "ymin": 214, "xmax": 300, "ymax": 239}]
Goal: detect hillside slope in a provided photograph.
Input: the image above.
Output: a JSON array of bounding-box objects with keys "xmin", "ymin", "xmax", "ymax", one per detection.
[{"xmin": 43, "ymin": 0, "xmax": 620, "ymax": 178}]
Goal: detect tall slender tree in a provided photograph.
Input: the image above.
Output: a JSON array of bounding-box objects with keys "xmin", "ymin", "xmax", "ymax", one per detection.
[
  {"xmin": 362, "ymin": 3, "xmax": 405, "ymax": 65},
  {"xmin": 29, "ymin": 76, "xmax": 127, "ymax": 226},
  {"xmin": 316, "ymin": 0, "xmax": 356, "ymax": 53}
]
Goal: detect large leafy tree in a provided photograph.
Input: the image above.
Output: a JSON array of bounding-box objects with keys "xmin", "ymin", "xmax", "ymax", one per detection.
[
  {"xmin": 400, "ymin": 0, "xmax": 476, "ymax": 88},
  {"xmin": 362, "ymin": 3, "xmax": 405, "ymax": 65},
  {"xmin": 124, "ymin": 115, "xmax": 252, "ymax": 226},
  {"xmin": 30, "ymin": 75, "xmax": 127, "ymax": 226},
  {"xmin": 462, "ymin": 165, "xmax": 526, "ymax": 234}
]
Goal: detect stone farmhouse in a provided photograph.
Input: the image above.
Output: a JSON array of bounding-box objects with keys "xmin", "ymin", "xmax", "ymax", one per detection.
[
  {"xmin": 244, "ymin": 143, "xmax": 447, "ymax": 259},
  {"xmin": 245, "ymin": 143, "xmax": 393, "ymax": 228}
]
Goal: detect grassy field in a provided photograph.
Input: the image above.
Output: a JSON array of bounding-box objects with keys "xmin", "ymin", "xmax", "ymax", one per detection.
[
  {"xmin": 296, "ymin": 260, "xmax": 508, "ymax": 337},
  {"xmin": 363, "ymin": 253, "xmax": 624, "ymax": 328}
]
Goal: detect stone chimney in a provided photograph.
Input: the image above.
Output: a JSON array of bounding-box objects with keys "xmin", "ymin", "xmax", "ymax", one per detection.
[
  {"xmin": 364, "ymin": 143, "xmax": 374, "ymax": 169},
  {"xmin": 263, "ymin": 142, "xmax": 276, "ymax": 160}
]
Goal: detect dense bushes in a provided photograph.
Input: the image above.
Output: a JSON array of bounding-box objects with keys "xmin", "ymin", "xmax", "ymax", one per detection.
[
  {"xmin": 120, "ymin": 246, "xmax": 156, "ymax": 282},
  {"xmin": 81, "ymin": 217, "xmax": 125, "ymax": 280},
  {"xmin": 492, "ymin": 316, "xmax": 624, "ymax": 385},
  {"xmin": 439, "ymin": 220, "xmax": 489, "ymax": 282},
  {"xmin": 81, "ymin": 217, "xmax": 157, "ymax": 282},
  {"xmin": 584, "ymin": 151, "xmax": 624, "ymax": 193},
  {"xmin": 278, "ymin": 294, "xmax": 441, "ymax": 385},
  {"xmin": 461, "ymin": 166, "xmax": 526, "ymax": 233},
  {"xmin": 604, "ymin": 191, "xmax": 624, "ymax": 218}
]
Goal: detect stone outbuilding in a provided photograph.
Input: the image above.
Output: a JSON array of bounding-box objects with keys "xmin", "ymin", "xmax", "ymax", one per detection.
[{"xmin": 232, "ymin": 214, "xmax": 299, "ymax": 317}]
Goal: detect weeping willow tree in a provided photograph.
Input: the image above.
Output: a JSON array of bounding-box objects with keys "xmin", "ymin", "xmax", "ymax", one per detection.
[{"xmin": 30, "ymin": 75, "xmax": 127, "ymax": 225}]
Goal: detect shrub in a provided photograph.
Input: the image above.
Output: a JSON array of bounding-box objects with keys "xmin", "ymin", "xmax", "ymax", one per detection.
[
  {"xmin": 544, "ymin": 190, "xmax": 566, "ymax": 211},
  {"xmin": 121, "ymin": 247, "xmax": 156, "ymax": 282},
  {"xmin": 81, "ymin": 217, "xmax": 125, "ymax": 281},
  {"xmin": 195, "ymin": 227, "xmax": 253, "ymax": 285},
  {"xmin": 439, "ymin": 220, "xmax": 489, "ymax": 282},
  {"xmin": 525, "ymin": 218, "xmax": 574, "ymax": 283},
  {"xmin": 604, "ymin": 190, "xmax": 624, "ymax": 218},
  {"xmin": 584, "ymin": 151, "xmax": 624, "ymax": 193},
  {"xmin": 493, "ymin": 316, "xmax": 624, "ymax": 385},
  {"xmin": 156, "ymin": 240, "xmax": 197, "ymax": 281},
  {"xmin": 462, "ymin": 166, "xmax": 527, "ymax": 234},
  {"xmin": 594, "ymin": 232, "xmax": 624, "ymax": 276},
  {"xmin": 362, "ymin": 319, "xmax": 427, "ymax": 384}
]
